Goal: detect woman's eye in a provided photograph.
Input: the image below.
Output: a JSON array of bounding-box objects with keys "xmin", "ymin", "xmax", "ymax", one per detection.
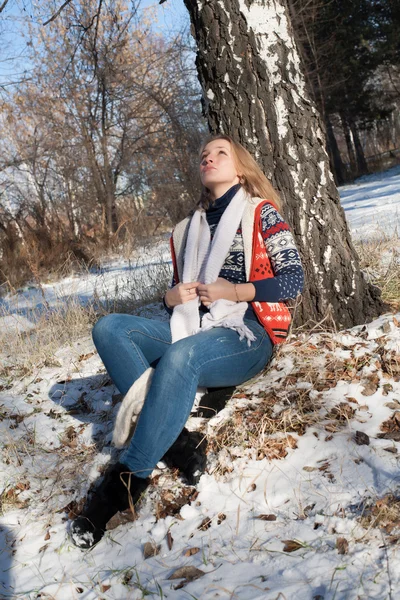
[{"xmin": 219, "ymin": 150, "xmax": 226, "ymax": 155}]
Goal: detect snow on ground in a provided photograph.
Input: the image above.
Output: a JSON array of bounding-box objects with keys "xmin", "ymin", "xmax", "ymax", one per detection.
[
  {"xmin": 2, "ymin": 312, "xmax": 400, "ymax": 599},
  {"xmin": 1, "ymin": 166, "xmax": 400, "ymax": 599},
  {"xmin": 0, "ymin": 237, "xmax": 172, "ymax": 334},
  {"xmin": 340, "ymin": 164, "xmax": 400, "ymax": 240}
]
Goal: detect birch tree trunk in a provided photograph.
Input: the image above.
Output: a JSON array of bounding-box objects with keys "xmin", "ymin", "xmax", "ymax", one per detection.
[{"xmin": 183, "ymin": 0, "xmax": 384, "ymax": 328}]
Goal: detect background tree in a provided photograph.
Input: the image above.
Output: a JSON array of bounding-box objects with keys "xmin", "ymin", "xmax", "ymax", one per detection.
[
  {"xmin": 183, "ymin": 0, "xmax": 384, "ymax": 328},
  {"xmin": 289, "ymin": 0, "xmax": 400, "ymax": 183},
  {"xmin": 0, "ymin": 0, "xmax": 206, "ymax": 286}
]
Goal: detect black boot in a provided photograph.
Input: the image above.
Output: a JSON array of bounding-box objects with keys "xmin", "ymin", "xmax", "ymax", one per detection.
[
  {"xmin": 69, "ymin": 462, "xmax": 149, "ymax": 549},
  {"xmin": 162, "ymin": 428, "xmax": 207, "ymax": 486},
  {"xmin": 192, "ymin": 386, "xmax": 236, "ymax": 418}
]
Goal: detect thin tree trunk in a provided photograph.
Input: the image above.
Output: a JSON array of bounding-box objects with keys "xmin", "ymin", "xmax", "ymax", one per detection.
[
  {"xmin": 101, "ymin": 82, "xmax": 118, "ymax": 236},
  {"xmin": 340, "ymin": 113, "xmax": 358, "ymax": 178},
  {"xmin": 325, "ymin": 115, "xmax": 345, "ymax": 185},
  {"xmin": 183, "ymin": 0, "xmax": 383, "ymax": 328},
  {"xmin": 349, "ymin": 119, "xmax": 368, "ymax": 176}
]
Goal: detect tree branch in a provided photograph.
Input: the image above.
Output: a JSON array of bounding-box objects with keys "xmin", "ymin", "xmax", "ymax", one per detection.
[
  {"xmin": 0, "ymin": 0, "xmax": 10, "ymax": 14},
  {"xmin": 43, "ymin": 0, "xmax": 74, "ymax": 26}
]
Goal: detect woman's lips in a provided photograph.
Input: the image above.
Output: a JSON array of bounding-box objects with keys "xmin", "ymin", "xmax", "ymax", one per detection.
[{"xmin": 202, "ymin": 166, "xmax": 216, "ymax": 173}]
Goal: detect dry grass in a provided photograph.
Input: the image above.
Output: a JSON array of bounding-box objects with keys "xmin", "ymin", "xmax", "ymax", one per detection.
[
  {"xmin": 0, "ymin": 296, "xmax": 98, "ymax": 379},
  {"xmin": 354, "ymin": 233, "xmax": 400, "ymax": 308},
  {"xmin": 358, "ymin": 494, "xmax": 400, "ymax": 537},
  {"xmin": 206, "ymin": 327, "xmax": 387, "ymax": 475},
  {"xmin": 208, "ymin": 382, "xmax": 322, "ymax": 468},
  {"xmin": 0, "ymin": 248, "xmax": 171, "ymax": 378}
]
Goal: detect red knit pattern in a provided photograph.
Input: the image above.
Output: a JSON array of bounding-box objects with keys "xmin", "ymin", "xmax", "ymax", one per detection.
[{"xmin": 250, "ymin": 201, "xmax": 291, "ymax": 344}]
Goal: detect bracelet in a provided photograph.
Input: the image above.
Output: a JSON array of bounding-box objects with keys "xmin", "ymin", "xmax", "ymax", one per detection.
[{"xmin": 234, "ymin": 284, "xmax": 240, "ymax": 303}]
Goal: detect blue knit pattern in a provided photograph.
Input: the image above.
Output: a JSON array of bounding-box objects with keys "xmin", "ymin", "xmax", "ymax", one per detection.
[{"xmin": 214, "ymin": 203, "xmax": 304, "ymax": 303}]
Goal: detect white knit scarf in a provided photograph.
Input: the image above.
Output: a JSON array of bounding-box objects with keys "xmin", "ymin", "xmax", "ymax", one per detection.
[{"xmin": 170, "ymin": 186, "xmax": 256, "ymax": 345}]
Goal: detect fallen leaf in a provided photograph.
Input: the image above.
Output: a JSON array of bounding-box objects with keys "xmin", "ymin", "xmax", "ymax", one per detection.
[
  {"xmin": 15, "ymin": 481, "xmax": 30, "ymax": 491},
  {"xmin": 336, "ymin": 537, "xmax": 349, "ymax": 555},
  {"xmin": 383, "ymin": 384, "xmax": 394, "ymax": 396},
  {"xmin": 56, "ymin": 377, "xmax": 71, "ymax": 384},
  {"xmin": 346, "ymin": 397, "xmax": 359, "ymax": 404},
  {"xmin": 44, "ymin": 531, "xmax": 50, "ymax": 541},
  {"xmin": 78, "ymin": 352, "xmax": 95, "ymax": 362},
  {"xmin": 156, "ymin": 487, "xmax": 196, "ymax": 520},
  {"xmin": 303, "ymin": 466, "xmax": 316, "ymax": 472},
  {"xmin": 184, "ymin": 547, "xmax": 200, "ymax": 557},
  {"xmin": 106, "ymin": 509, "xmax": 136, "ymax": 530},
  {"xmin": 256, "ymin": 514, "xmax": 277, "ymax": 521},
  {"xmin": 168, "ymin": 566, "xmax": 205, "ymax": 581},
  {"xmin": 143, "ymin": 542, "xmax": 161, "ymax": 559},
  {"xmin": 354, "ymin": 431, "xmax": 370, "ymax": 446},
  {"xmin": 282, "ymin": 539, "xmax": 304, "ymax": 552},
  {"xmin": 324, "ymin": 422, "xmax": 338, "ymax": 433},
  {"xmin": 217, "ymin": 513, "xmax": 226, "ymax": 524},
  {"xmin": 387, "ymin": 535, "xmax": 400, "ymax": 544},
  {"xmin": 198, "ymin": 517, "xmax": 212, "ymax": 531},
  {"xmin": 100, "ymin": 584, "xmax": 111, "ymax": 593},
  {"xmin": 318, "ymin": 462, "xmax": 330, "ymax": 472},
  {"xmin": 379, "ymin": 431, "xmax": 400, "ymax": 441},
  {"xmin": 61, "ymin": 497, "xmax": 85, "ymax": 519},
  {"xmin": 167, "ymin": 531, "xmax": 173, "ymax": 550},
  {"xmin": 361, "ymin": 375, "xmax": 379, "ymax": 396},
  {"xmin": 385, "ymin": 401, "xmax": 400, "ymax": 409},
  {"xmin": 122, "ymin": 571, "xmax": 133, "ymax": 585},
  {"xmin": 327, "ymin": 403, "xmax": 356, "ymax": 421}
]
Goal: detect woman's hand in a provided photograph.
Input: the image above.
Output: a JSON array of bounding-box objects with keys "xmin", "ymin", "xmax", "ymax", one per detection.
[
  {"xmin": 164, "ymin": 282, "xmax": 200, "ymax": 308},
  {"xmin": 198, "ymin": 277, "xmax": 236, "ymax": 307},
  {"xmin": 198, "ymin": 278, "xmax": 256, "ymax": 307}
]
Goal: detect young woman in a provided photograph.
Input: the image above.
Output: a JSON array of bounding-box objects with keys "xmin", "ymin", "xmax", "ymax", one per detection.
[{"xmin": 70, "ymin": 135, "xmax": 304, "ymax": 549}]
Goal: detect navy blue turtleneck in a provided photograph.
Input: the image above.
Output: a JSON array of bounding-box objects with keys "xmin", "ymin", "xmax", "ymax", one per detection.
[{"xmin": 205, "ymin": 183, "xmax": 242, "ymax": 227}]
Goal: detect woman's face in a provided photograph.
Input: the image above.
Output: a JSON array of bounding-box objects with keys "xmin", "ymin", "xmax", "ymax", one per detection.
[{"xmin": 200, "ymin": 139, "xmax": 240, "ymax": 199}]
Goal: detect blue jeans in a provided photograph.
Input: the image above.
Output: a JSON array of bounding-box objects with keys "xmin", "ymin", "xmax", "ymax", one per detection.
[{"xmin": 92, "ymin": 314, "xmax": 273, "ymax": 478}]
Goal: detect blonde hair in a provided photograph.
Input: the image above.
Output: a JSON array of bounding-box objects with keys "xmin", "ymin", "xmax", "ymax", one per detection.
[{"xmin": 198, "ymin": 134, "xmax": 281, "ymax": 211}]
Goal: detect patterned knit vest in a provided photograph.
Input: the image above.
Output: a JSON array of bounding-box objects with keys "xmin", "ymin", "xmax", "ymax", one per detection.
[
  {"xmin": 169, "ymin": 199, "xmax": 291, "ymax": 345},
  {"xmin": 249, "ymin": 201, "xmax": 291, "ymax": 343}
]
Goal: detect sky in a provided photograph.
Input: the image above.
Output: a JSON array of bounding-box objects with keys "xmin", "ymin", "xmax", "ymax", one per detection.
[{"xmin": 0, "ymin": 0, "xmax": 190, "ymax": 87}]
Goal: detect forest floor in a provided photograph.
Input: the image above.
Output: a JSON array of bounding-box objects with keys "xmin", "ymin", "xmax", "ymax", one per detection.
[{"xmin": 1, "ymin": 165, "xmax": 400, "ymax": 600}]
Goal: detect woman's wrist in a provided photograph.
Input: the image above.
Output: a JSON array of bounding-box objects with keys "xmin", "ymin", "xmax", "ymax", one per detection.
[
  {"xmin": 164, "ymin": 290, "xmax": 172, "ymax": 308},
  {"xmin": 232, "ymin": 283, "xmax": 256, "ymax": 302}
]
